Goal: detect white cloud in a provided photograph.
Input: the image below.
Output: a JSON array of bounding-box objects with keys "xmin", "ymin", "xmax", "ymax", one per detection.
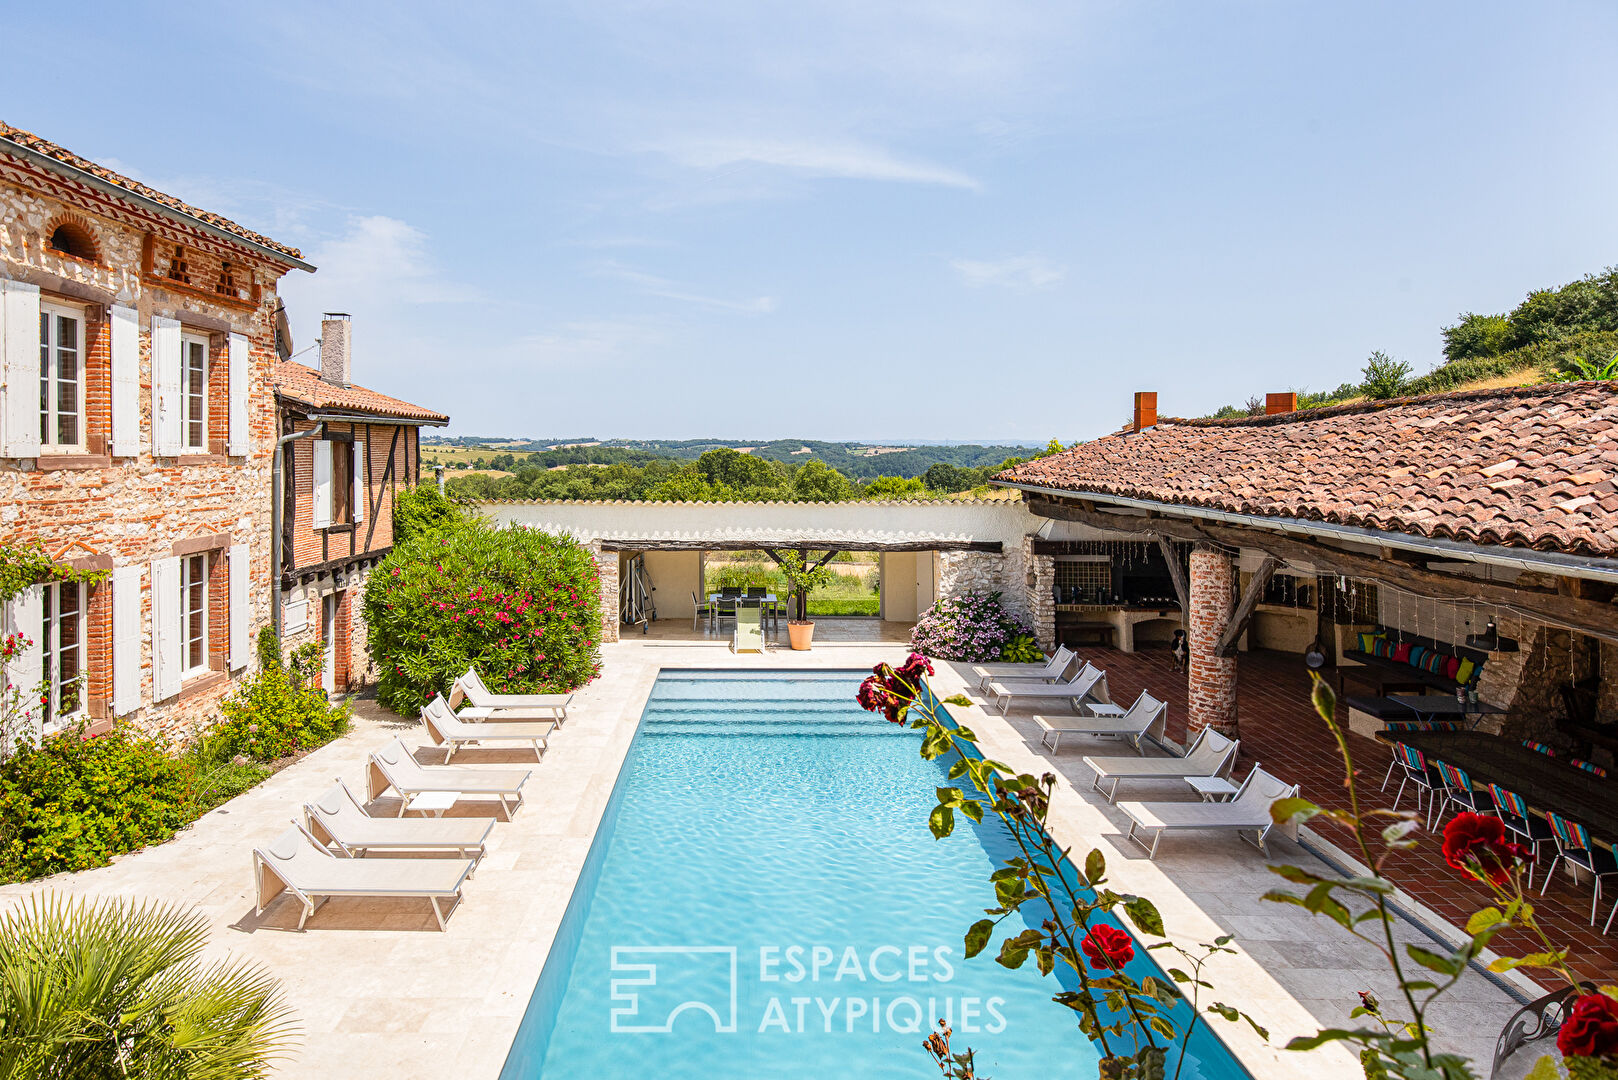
[
  {"xmin": 948, "ymin": 254, "xmax": 1066, "ymax": 289},
  {"xmin": 650, "ymin": 136, "xmax": 979, "ymax": 190},
  {"xmin": 599, "ymin": 262, "xmax": 777, "ymax": 314},
  {"xmin": 297, "ymin": 215, "xmax": 479, "ymax": 305}
]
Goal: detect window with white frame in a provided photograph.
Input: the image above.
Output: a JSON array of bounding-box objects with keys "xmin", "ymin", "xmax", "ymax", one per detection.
[
  {"xmin": 182, "ymin": 334, "xmax": 209, "ymax": 450},
  {"xmin": 41, "ymin": 581, "xmax": 86, "ymax": 731},
  {"xmin": 38, "ymin": 302, "xmax": 85, "ymax": 450},
  {"xmin": 181, "ymin": 554, "xmax": 209, "ymax": 676}
]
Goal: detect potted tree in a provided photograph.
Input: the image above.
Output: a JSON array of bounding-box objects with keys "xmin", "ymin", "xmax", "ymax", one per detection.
[{"xmin": 776, "ymin": 550, "xmax": 836, "ymax": 651}]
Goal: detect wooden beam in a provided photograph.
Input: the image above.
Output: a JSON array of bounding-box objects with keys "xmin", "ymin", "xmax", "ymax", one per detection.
[
  {"xmin": 366, "ymin": 424, "xmax": 400, "ymax": 552},
  {"xmin": 1155, "ymin": 534, "xmax": 1190, "ymax": 614},
  {"xmin": 1026, "ymin": 497, "xmax": 1205, "ymax": 542},
  {"xmin": 1216, "ymin": 556, "xmax": 1280, "ymax": 656},
  {"xmin": 599, "ymin": 539, "xmax": 1002, "ymax": 553}
]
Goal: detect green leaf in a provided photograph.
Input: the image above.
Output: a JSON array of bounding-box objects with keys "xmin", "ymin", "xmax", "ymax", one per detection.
[
  {"xmin": 959, "ymin": 799, "xmax": 983, "ymax": 824},
  {"xmin": 1124, "ymin": 896, "xmax": 1165, "ymax": 937},
  {"xmin": 1270, "ymin": 797, "xmax": 1319, "ymax": 825},
  {"xmin": 1085, "ymin": 849, "xmax": 1106, "ymax": 885},
  {"xmin": 964, "ymin": 918, "xmax": 995, "ymax": 959},
  {"xmin": 1487, "ymin": 950, "xmax": 1565, "ymax": 973},
  {"xmin": 928, "ymin": 804, "xmax": 955, "ymax": 839},
  {"xmin": 1404, "ymin": 944, "xmax": 1464, "ymax": 977},
  {"xmin": 941, "ymin": 694, "xmax": 973, "ymax": 707},
  {"xmin": 1465, "ymin": 907, "xmax": 1506, "ymax": 934}
]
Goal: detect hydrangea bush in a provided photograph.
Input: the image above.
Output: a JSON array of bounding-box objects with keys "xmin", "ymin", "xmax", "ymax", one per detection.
[
  {"xmin": 364, "ymin": 521, "xmax": 603, "ymax": 715},
  {"xmin": 908, "ymin": 591, "xmax": 1033, "ymax": 662}
]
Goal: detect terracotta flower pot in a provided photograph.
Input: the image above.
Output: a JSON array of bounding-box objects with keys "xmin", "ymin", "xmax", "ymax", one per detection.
[{"xmin": 788, "ymin": 620, "xmax": 815, "ymax": 651}]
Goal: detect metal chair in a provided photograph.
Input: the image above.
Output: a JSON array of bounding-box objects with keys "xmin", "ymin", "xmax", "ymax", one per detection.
[
  {"xmin": 1542, "ymin": 810, "xmax": 1618, "ymax": 929},
  {"xmin": 1432, "ymin": 759, "xmax": 1492, "ymax": 827},
  {"xmin": 714, "ymin": 597, "xmax": 738, "ymax": 626},
  {"xmin": 745, "ymin": 587, "xmax": 767, "ymax": 597},
  {"xmin": 691, "ymin": 591, "xmax": 713, "ymax": 632},
  {"xmin": 1390, "ymin": 742, "xmax": 1441, "ymax": 823},
  {"xmin": 1486, "ymin": 784, "xmax": 1555, "ymax": 891},
  {"xmin": 721, "ymin": 586, "xmax": 742, "ymax": 599}
]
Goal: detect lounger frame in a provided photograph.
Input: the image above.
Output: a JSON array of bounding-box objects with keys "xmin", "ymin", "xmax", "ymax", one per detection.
[{"xmin": 253, "ymin": 822, "xmax": 473, "ymax": 931}]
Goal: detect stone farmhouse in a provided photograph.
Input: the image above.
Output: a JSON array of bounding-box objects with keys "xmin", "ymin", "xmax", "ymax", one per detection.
[{"xmin": 0, "ymin": 124, "xmax": 312, "ymax": 739}]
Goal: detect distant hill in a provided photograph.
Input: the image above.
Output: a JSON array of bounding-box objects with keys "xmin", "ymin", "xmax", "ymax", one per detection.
[{"xmin": 421, "ymin": 435, "xmax": 1043, "ymax": 479}]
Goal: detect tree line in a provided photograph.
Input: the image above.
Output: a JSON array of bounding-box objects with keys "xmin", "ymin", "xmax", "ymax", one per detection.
[{"xmin": 444, "ymin": 442, "xmax": 1069, "ymax": 503}]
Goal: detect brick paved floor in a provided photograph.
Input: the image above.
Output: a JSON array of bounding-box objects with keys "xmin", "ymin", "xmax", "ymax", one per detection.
[{"xmin": 1063, "ymin": 644, "xmax": 1618, "ymax": 987}]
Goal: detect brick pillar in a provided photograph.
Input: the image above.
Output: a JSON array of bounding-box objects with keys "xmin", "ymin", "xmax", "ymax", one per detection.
[{"xmin": 1188, "ymin": 546, "xmax": 1238, "ymax": 737}]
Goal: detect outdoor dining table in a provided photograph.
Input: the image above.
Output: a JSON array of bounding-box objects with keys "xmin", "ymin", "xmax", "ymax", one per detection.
[
  {"xmin": 708, "ymin": 594, "xmax": 781, "ymax": 629},
  {"xmin": 1348, "ymin": 693, "xmax": 1506, "ymax": 729},
  {"xmin": 1375, "ymin": 729, "xmax": 1618, "ymax": 840}
]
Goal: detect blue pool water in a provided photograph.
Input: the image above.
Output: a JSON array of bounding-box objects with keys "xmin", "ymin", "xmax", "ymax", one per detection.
[{"xmin": 500, "ymin": 670, "xmax": 1251, "ymax": 1079}]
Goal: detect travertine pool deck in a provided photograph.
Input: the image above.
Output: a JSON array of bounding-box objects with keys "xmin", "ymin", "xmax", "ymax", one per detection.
[{"xmin": 0, "ymin": 633, "xmax": 1523, "ymax": 1079}]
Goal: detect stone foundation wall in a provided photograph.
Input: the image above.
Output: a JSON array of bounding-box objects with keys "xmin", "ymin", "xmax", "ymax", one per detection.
[
  {"xmin": 278, "ymin": 565, "xmax": 377, "ymax": 691},
  {"xmin": 1022, "ymin": 535, "xmax": 1056, "ymax": 651},
  {"xmin": 594, "ymin": 546, "xmax": 619, "ymax": 643},
  {"xmin": 937, "ymin": 549, "xmax": 1030, "ymax": 627}
]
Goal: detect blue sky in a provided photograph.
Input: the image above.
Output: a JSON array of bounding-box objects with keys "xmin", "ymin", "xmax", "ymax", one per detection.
[{"xmin": 10, "ymin": 2, "xmax": 1618, "ymax": 442}]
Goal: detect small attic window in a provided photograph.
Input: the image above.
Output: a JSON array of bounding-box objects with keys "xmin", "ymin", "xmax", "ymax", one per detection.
[
  {"xmin": 167, "ymin": 245, "xmax": 191, "ymax": 285},
  {"xmin": 47, "ymin": 220, "xmax": 100, "ymax": 263}
]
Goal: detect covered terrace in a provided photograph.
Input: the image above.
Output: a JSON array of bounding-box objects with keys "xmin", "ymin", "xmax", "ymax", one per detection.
[{"xmin": 995, "ymin": 384, "xmax": 1618, "ymax": 988}]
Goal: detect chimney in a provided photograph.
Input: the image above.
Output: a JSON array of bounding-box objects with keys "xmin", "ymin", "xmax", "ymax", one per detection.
[
  {"xmin": 1132, "ymin": 391, "xmax": 1157, "ymax": 432},
  {"xmin": 319, "ymin": 312, "xmax": 352, "ymax": 387},
  {"xmin": 1265, "ymin": 392, "xmax": 1298, "ymax": 415}
]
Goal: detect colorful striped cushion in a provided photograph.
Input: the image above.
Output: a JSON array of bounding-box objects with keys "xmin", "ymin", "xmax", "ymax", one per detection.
[
  {"xmin": 1571, "ymin": 759, "xmax": 1609, "ymax": 778},
  {"xmin": 1521, "ymin": 740, "xmax": 1557, "ymax": 757},
  {"xmin": 1409, "ymin": 646, "xmax": 1428, "ymax": 669}
]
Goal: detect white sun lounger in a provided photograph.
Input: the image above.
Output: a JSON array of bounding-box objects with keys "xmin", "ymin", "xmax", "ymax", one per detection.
[
  {"xmin": 969, "ymin": 646, "xmax": 1074, "ymax": 691},
  {"xmin": 302, "ymin": 778, "xmax": 496, "ymax": 867},
  {"xmin": 984, "ymin": 662, "xmax": 1110, "ymax": 715},
  {"xmin": 451, "ymin": 667, "xmax": 571, "ymax": 725},
  {"xmin": 253, "ymin": 822, "xmax": 474, "ymax": 931},
  {"xmin": 1082, "ymin": 727, "xmax": 1240, "ymax": 803},
  {"xmin": 1033, "ymin": 691, "xmax": 1167, "ymax": 754},
  {"xmin": 367, "ymin": 738, "xmax": 530, "ymax": 819},
  {"xmin": 1118, "ymin": 766, "xmax": 1300, "ymax": 858},
  {"xmin": 423, "ymin": 697, "xmax": 553, "ymax": 762}
]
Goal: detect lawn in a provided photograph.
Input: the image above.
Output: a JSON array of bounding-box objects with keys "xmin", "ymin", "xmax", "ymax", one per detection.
[{"xmin": 704, "ymin": 552, "xmax": 881, "ymax": 617}]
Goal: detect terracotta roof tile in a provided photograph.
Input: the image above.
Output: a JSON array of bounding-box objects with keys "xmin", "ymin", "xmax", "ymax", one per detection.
[
  {"xmin": 273, "ymin": 362, "xmax": 448, "ymax": 424},
  {"xmin": 996, "ymin": 381, "xmax": 1618, "ymax": 559},
  {"xmin": 0, "ymin": 122, "xmax": 304, "ymax": 263}
]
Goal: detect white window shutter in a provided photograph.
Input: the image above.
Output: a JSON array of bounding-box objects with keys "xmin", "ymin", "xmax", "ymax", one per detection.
[
  {"xmin": 150, "ymin": 556, "xmax": 182, "ymax": 700},
  {"xmin": 312, "ymin": 440, "xmax": 333, "ymax": 529},
  {"xmin": 229, "ymin": 543, "xmax": 249, "ymax": 670},
  {"xmin": 353, "ymin": 441, "xmax": 366, "ymax": 523},
  {"xmin": 112, "ymin": 564, "xmax": 144, "ymax": 714},
  {"xmin": 110, "ymin": 305, "xmax": 142, "ymax": 457},
  {"xmin": 283, "ymin": 597, "xmax": 308, "ymax": 634},
  {"xmin": 1, "ymin": 280, "xmax": 42, "ymax": 458},
  {"xmin": 3, "ymin": 586, "xmax": 45, "ymax": 737},
  {"xmin": 227, "ymin": 332, "xmax": 249, "ymax": 456},
  {"xmin": 151, "ymin": 316, "xmax": 182, "ymax": 456}
]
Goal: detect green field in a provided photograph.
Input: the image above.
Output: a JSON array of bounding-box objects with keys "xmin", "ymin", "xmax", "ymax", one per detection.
[{"xmin": 704, "ymin": 552, "xmax": 880, "ymax": 617}]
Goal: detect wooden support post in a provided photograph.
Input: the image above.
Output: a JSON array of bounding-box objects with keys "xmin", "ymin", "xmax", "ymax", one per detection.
[
  {"xmin": 1155, "ymin": 535, "xmax": 1190, "ymax": 616},
  {"xmin": 1216, "ymin": 556, "xmax": 1281, "ymax": 657}
]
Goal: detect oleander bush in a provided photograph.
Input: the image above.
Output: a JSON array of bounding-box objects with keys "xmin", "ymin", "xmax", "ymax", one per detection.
[
  {"xmin": 365, "ymin": 521, "xmax": 602, "ymax": 715},
  {"xmin": 213, "ymin": 629, "xmax": 351, "ymax": 763},
  {"xmin": 0, "ymin": 725, "xmax": 193, "ymax": 882},
  {"xmin": 392, "ymin": 482, "xmax": 473, "ymax": 544},
  {"xmin": 909, "ymin": 591, "xmax": 1033, "ymax": 662}
]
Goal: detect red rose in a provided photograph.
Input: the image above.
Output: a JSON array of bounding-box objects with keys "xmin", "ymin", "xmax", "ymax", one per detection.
[
  {"xmin": 1557, "ymin": 992, "xmax": 1618, "ymax": 1059},
  {"xmin": 1080, "ymin": 924, "xmax": 1135, "ymax": 970},
  {"xmin": 1441, "ymin": 812, "xmax": 1527, "ymax": 886}
]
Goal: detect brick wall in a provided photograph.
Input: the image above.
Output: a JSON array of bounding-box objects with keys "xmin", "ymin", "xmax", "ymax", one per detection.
[
  {"xmin": 283, "ymin": 418, "xmax": 411, "ymax": 571},
  {"xmin": 1187, "ymin": 546, "xmax": 1238, "ymax": 736},
  {"xmin": 1, "ymin": 178, "xmax": 289, "ymax": 740}
]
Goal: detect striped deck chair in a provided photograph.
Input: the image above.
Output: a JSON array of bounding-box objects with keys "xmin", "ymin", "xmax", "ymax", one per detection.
[
  {"xmin": 1390, "ymin": 743, "xmax": 1439, "ymax": 821},
  {"xmin": 1432, "ymin": 759, "xmax": 1492, "ymax": 827},
  {"xmin": 1487, "ymin": 784, "xmax": 1555, "ymax": 891},
  {"xmin": 1542, "ymin": 811, "xmax": 1618, "ymax": 930}
]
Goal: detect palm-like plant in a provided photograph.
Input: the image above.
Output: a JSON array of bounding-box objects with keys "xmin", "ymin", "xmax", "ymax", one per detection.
[
  {"xmin": 1555, "ymin": 349, "xmax": 1618, "ymax": 382},
  {"xmin": 0, "ymin": 895, "xmax": 296, "ymax": 1079}
]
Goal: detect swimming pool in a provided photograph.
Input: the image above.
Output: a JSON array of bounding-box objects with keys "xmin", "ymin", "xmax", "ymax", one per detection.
[{"xmin": 500, "ymin": 669, "xmax": 1251, "ymax": 1079}]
